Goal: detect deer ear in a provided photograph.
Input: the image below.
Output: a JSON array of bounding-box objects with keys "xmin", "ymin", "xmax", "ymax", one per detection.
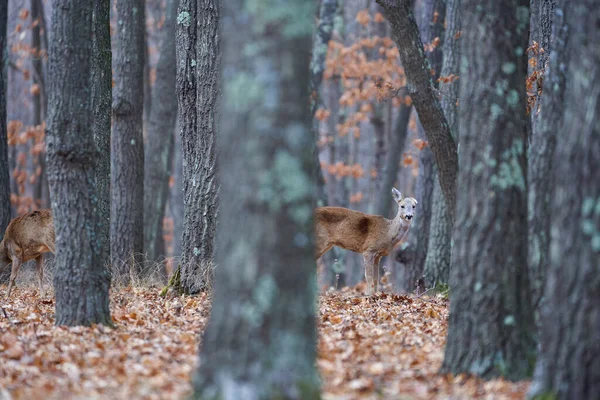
[{"xmin": 391, "ymin": 187, "xmax": 402, "ymax": 202}]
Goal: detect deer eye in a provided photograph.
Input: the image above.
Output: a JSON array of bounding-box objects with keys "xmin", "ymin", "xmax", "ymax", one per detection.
[
  {"xmin": 413, "ymin": 205, "xmax": 416, "ymax": 209},
  {"xmin": 401, "ymin": 205, "xmax": 405, "ymax": 209}
]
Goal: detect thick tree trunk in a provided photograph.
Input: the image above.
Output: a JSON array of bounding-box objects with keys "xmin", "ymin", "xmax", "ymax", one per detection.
[
  {"xmin": 47, "ymin": 0, "xmax": 111, "ymax": 327},
  {"xmin": 172, "ymin": 119, "xmax": 183, "ymax": 258},
  {"xmin": 194, "ymin": 1, "xmax": 320, "ymax": 398},
  {"xmin": 176, "ymin": 0, "xmax": 220, "ymax": 294},
  {"xmin": 0, "ymin": 1, "xmax": 10, "ymax": 283},
  {"xmin": 92, "ymin": 0, "xmax": 112, "ymax": 268},
  {"xmin": 111, "ymin": 0, "xmax": 146, "ymax": 279},
  {"xmin": 376, "ymin": 0, "xmax": 458, "ymax": 220},
  {"xmin": 441, "ymin": 0, "xmax": 535, "ymax": 380},
  {"xmin": 144, "ymin": 0, "xmax": 178, "ymax": 263},
  {"xmin": 423, "ymin": 0, "xmax": 460, "ymax": 288},
  {"xmin": 527, "ymin": 0, "xmax": 556, "ymax": 312},
  {"xmin": 528, "ymin": 2, "xmax": 600, "ymax": 398}
]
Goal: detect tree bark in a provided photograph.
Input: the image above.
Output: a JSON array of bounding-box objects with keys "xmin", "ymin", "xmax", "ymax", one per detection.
[
  {"xmin": 0, "ymin": 1, "xmax": 10, "ymax": 283},
  {"xmin": 111, "ymin": 0, "xmax": 146, "ymax": 279},
  {"xmin": 441, "ymin": 0, "xmax": 535, "ymax": 380},
  {"xmin": 423, "ymin": 0, "xmax": 461, "ymax": 288},
  {"xmin": 376, "ymin": 0, "xmax": 458, "ymax": 220},
  {"xmin": 47, "ymin": 0, "xmax": 112, "ymax": 327},
  {"xmin": 176, "ymin": 0, "xmax": 220, "ymax": 294},
  {"xmin": 92, "ymin": 0, "xmax": 112, "ymax": 268},
  {"xmin": 396, "ymin": 0, "xmax": 445, "ymax": 292},
  {"xmin": 310, "ymin": 0, "xmax": 337, "ymax": 208},
  {"xmin": 194, "ymin": 1, "xmax": 320, "ymax": 398},
  {"xmin": 527, "ymin": 0, "xmax": 556, "ymax": 312},
  {"xmin": 528, "ymin": 1, "xmax": 600, "ymax": 398},
  {"xmin": 144, "ymin": 0, "xmax": 178, "ymax": 263}
]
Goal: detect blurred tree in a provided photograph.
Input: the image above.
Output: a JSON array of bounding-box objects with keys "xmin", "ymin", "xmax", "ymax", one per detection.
[
  {"xmin": 111, "ymin": 0, "xmax": 146, "ymax": 279},
  {"xmin": 528, "ymin": 1, "xmax": 600, "ymax": 398},
  {"xmin": 441, "ymin": 0, "xmax": 535, "ymax": 380},
  {"xmin": 46, "ymin": 0, "xmax": 111, "ymax": 326},
  {"xmin": 144, "ymin": 0, "xmax": 178, "ymax": 265},
  {"xmin": 527, "ymin": 0, "xmax": 556, "ymax": 312},
  {"xmin": 92, "ymin": 0, "xmax": 112, "ymax": 268},
  {"xmin": 193, "ymin": 1, "xmax": 321, "ymax": 398},
  {"xmin": 0, "ymin": 1, "xmax": 11, "ymax": 284},
  {"xmin": 423, "ymin": 0, "xmax": 460, "ymax": 288},
  {"xmin": 176, "ymin": 0, "xmax": 220, "ymax": 294}
]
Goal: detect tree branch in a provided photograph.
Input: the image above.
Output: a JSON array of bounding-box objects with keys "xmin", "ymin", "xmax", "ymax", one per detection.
[{"xmin": 376, "ymin": 0, "xmax": 458, "ymax": 218}]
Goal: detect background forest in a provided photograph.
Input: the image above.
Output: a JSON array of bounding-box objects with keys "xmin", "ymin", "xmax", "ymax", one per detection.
[{"xmin": 0, "ymin": 0, "xmax": 598, "ymax": 399}]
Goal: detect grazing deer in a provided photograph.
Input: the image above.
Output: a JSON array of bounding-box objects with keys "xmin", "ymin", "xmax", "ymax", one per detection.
[
  {"xmin": 0, "ymin": 209, "xmax": 55, "ymax": 298},
  {"xmin": 315, "ymin": 188, "xmax": 417, "ymax": 295}
]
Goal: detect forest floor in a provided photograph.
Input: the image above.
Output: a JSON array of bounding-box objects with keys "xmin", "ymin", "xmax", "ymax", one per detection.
[{"xmin": 0, "ymin": 283, "xmax": 531, "ymax": 399}]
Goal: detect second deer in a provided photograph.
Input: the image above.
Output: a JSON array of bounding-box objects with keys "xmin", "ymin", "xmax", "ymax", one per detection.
[
  {"xmin": 0, "ymin": 209, "xmax": 55, "ymax": 298},
  {"xmin": 315, "ymin": 188, "xmax": 417, "ymax": 295}
]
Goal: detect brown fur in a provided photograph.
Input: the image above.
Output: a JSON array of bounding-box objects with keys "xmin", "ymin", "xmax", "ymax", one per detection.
[
  {"xmin": 1, "ymin": 209, "xmax": 55, "ymax": 298},
  {"xmin": 315, "ymin": 189, "xmax": 417, "ymax": 295}
]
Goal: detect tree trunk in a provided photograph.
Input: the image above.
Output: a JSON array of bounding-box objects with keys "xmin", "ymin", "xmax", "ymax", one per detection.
[
  {"xmin": 47, "ymin": 0, "xmax": 111, "ymax": 327},
  {"xmin": 423, "ymin": 0, "xmax": 461, "ymax": 288},
  {"xmin": 527, "ymin": 0, "xmax": 556, "ymax": 312},
  {"xmin": 310, "ymin": 0, "xmax": 337, "ymax": 208},
  {"xmin": 441, "ymin": 0, "xmax": 535, "ymax": 380},
  {"xmin": 0, "ymin": 1, "xmax": 10, "ymax": 283},
  {"xmin": 111, "ymin": 0, "xmax": 146, "ymax": 279},
  {"xmin": 376, "ymin": 0, "xmax": 458, "ymax": 220},
  {"xmin": 144, "ymin": 0, "xmax": 178, "ymax": 263},
  {"xmin": 528, "ymin": 2, "xmax": 600, "ymax": 398},
  {"xmin": 172, "ymin": 118, "xmax": 183, "ymax": 258},
  {"xmin": 194, "ymin": 1, "xmax": 320, "ymax": 398},
  {"xmin": 176, "ymin": 0, "xmax": 220, "ymax": 294},
  {"xmin": 92, "ymin": 0, "xmax": 112, "ymax": 268},
  {"xmin": 396, "ymin": 0, "xmax": 445, "ymax": 292}
]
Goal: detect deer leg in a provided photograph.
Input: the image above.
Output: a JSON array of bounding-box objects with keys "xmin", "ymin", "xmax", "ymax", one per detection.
[
  {"xmin": 374, "ymin": 255, "xmax": 382, "ymax": 293},
  {"xmin": 6, "ymin": 256, "xmax": 22, "ymax": 299},
  {"xmin": 35, "ymin": 255, "xmax": 44, "ymax": 297},
  {"xmin": 363, "ymin": 253, "xmax": 376, "ymax": 295}
]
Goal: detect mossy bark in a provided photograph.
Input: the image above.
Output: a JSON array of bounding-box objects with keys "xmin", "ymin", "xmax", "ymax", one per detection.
[
  {"xmin": 193, "ymin": 1, "xmax": 321, "ymax": 398},
  {"xmin": 441, "ymin": 0, "xmax": 535, "ymax": 380},
  {"xmin": 529, "ymin": 1, "xmax": 600, "ymax": 398}
]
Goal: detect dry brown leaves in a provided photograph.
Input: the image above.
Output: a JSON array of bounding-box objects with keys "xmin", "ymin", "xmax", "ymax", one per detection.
[
  {"xmin": 318, "ymin": 288, "xmax": 530, "ymax": 399},
  {"xmin": 0, "ymin": 288, "xmax": 209, "ymax": 399},
  {"xmin": 1, "ymin": 287, "xmax": 530, "ymax": 399}
]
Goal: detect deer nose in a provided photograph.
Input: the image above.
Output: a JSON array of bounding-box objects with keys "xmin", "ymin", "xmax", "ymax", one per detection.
[{"xmin": 406, "ymin": 215, "xmax": 412, "ymax": 220}]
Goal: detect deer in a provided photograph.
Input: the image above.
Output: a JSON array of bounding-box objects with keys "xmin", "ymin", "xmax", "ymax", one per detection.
[
  {"xmin": 315, "ymin": 188, "xmax": 417, "ymax": 295},
  {"xmin": 0, "ymin": 209, "xmax": 55, "ymax": 299}
]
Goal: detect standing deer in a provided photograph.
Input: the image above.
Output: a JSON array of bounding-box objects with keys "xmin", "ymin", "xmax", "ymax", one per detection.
[
  {"xmin": 315, "ymin": 188, "xmax": 417, "ymax": 295},
  {"xmin": 0, "ymin": 209, "xmax": 55, "ymax": 298}
]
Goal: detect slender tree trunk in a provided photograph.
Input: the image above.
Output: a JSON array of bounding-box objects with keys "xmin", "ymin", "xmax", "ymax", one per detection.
[
  {"xmin": 528, "ymin": 2, "xmax": 600, "ymax": 398},
  {"xmin": 47, "ymin": 0, "xmax": 112, "ymax": 327},
  {"xmin": 144, "ymin": 0, "xmax": 178, "ymax": 263},
  {"xmin": 31, "ymin": 0, "xmax": 49, "ymax": 209},
  {"xmin": 310, "ymin": 0, "xmax": 337, "ymax": 207},
  {"xmin": 527, "ymin": 0, "xmax": 556, "ymax": 312},
  {"xmin": 194, "ymin": 1, "xmax": 320, "ymax": 398},
  {"xmin": 176, "ymin": 0, "xmax": 220, "ymax": 294},
  {"xmin": 0, "ymin": 1, "xmax": 10, "ymax": 283},
  {"xmin": 396, "ymin": 0, "xmax": 445, "ymax": 292},
  {"xmin": 423, "ymin": 0, "xmax": 461, "ymax": 288},
  {"xmin": 376, "ymin": 0, "xmax": 458, "ymax": 220},
  {"xmin": 92, "ymin": 0, "xmax": 112, "ymax": 268},
  {"xmin": 111, "ymin": 0, "xmax": 146, "ymax": 279},
  {"xmin": 441, "ymin": 0, "xmax": 535, "ymax": 380}
]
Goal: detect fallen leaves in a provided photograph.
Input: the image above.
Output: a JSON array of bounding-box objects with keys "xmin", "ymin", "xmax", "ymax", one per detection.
[{"xmin": 1, "ymin": 286, "xmax": 530, "ymax": 399}]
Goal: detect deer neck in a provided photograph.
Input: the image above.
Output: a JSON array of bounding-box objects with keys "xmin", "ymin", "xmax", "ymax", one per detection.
[{"xmin": 389, "ymin": 209, "xmax": 411, "ymax": 246}]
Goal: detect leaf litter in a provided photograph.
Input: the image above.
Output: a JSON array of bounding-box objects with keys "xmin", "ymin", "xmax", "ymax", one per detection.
[{"xmin": 0, "ymin": 286, "xmax": 529, "ymax": 399}]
